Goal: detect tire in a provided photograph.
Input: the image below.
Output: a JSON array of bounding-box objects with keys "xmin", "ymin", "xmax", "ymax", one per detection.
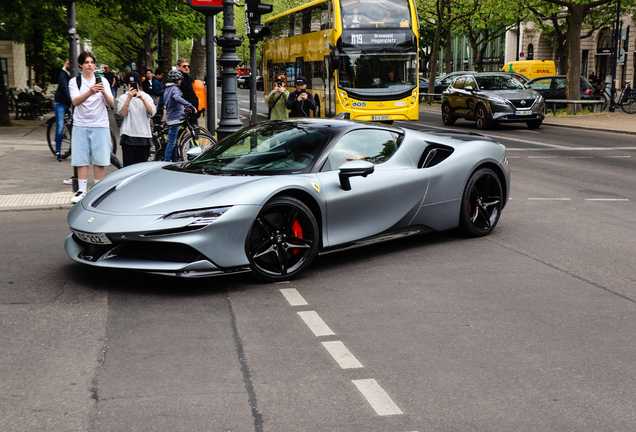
[
  {"xmin": 459, "ymin": 168, "xmax": 503, "ymax": 237},
  {"xmin": 474, "ymin": 105, "xmax": 490, "ymax": 130},
  {"xmin": 526, "ymin": 119, "xmax": 542, "ymax": 129},
  {"xmin": 178, "ymin": 131, "xmax": 217, "ymax": 161},
  {"xmin": 313, "ymin": 94, "xmax": 320, "ymax": 117},
  {"xmin": 152, "ymin": 137, "xmax": 165, "ymax": 161},
  {"xmin": 588, "ymin": 95, "xmax": 607, "ymax": 112},
  {"xmin": 442, "ymin": 103, "xmax": 456, "ymax": 126},
  {"xmin": 245, "ymin": 196, "xmax": 319, "ymax": 282},
  {"xmin": 46, "ymin": 118, "xmax": 72, "ymax": 159},
  {"xmin": 621, "ymin": 97, "xmax": 636, "ymax": 114},
  {"xmin": 110, "ymin": 152, "xmax": 123, "ymax": 169}
]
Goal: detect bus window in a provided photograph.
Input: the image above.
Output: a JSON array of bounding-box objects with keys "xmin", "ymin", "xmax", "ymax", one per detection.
[
  {"xmin": 341, "ymin": 0, "xmax": 411, "ymax": 29},
  {"xmin": 339, "ymin": 53, "xmax": 418, "ymax": 95}
]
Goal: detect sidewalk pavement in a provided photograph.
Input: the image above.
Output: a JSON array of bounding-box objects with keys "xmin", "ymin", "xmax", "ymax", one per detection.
[{"xmin": 1, "ymin": 106, "xmax": 634, "ymax": 212}]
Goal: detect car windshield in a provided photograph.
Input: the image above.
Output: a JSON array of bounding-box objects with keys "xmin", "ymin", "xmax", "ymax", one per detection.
[
  {"xmin": 338, "ymin": 52, "xmax": 418, "ymax": 95},
  {"xmin": 475, "ymin": 75, "xmax": 526, "ymax": 90},
  {"xmin": 180, "ymin": 122, "xmax": 331, "ymax": 175}
]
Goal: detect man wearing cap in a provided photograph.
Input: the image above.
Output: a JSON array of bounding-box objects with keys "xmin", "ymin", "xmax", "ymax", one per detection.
[{"xmin": 286, "ymin": 76, "xmax": 317, "ymax": 118}]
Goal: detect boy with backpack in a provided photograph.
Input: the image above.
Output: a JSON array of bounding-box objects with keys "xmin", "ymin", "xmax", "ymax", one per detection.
[{"xmin": 68, "ymin": 51, "xmax": 114, "ymax": 203}]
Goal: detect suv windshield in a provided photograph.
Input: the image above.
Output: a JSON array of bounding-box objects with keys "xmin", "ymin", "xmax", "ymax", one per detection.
[
  {"xmin": 179, "ymin": 123, "xmax": 331, "ymax": 175},
  {"xmin": 475, "ymin": 75, "xmax": 526, "ymax": 90}
]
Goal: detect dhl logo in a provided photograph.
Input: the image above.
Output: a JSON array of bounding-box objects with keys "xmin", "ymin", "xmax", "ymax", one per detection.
[{"xmin": 536, "ymin": 70, "xmax": 551, "ymax": 73}]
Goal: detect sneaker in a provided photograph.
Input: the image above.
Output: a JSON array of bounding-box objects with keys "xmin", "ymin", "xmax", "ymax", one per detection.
[
  {"xmin": 70, "ymin": 190, "xmax": 86, "ymax": 204},
  {"xmin": 56, "ymin": 152, "xmax": 62, "ymax": 162},
  {"xmin": 63, "ymin": 178, "xmax": 73, "ymax": 185}
]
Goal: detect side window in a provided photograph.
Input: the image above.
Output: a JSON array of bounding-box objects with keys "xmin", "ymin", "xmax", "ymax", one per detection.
[
  {"xmin": 453, "ymin": 77, "xmax": 465, "ymax": 89},
  {"xmin": 464, "ymin": 77, "xmax": 477, "ymax": 89},
  {"xmin": 294, "ymin": 12, "xmax": 303, "ymax": 35},
  {"xmin": 555, "ymin": 78, "xmax": 566, "ymax": 90},
  {"xmin": 529, "ymin": 78, "xmax": 551, "ymax": 90},
  {"xmin": 322, "ymin": 129, "xmax": 399, "ymax": 171}
]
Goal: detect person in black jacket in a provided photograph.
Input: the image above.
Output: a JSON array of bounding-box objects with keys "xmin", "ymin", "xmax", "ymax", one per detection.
[
  {"xmin": 286, "ymin": 76, "xmax": 316, "ymax": 118},
  {"xmin": 53, "ymin": 59, "xmax": 72, "ymax": 161},
  {"xmin": 177, "ymin": 58, "xmax": 199, "ymax": 108}
]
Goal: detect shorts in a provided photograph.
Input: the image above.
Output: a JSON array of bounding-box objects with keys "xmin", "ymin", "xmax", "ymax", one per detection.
[{"xmin": 71, "ymin": 126, "xmax": 111, "ymax": 167}]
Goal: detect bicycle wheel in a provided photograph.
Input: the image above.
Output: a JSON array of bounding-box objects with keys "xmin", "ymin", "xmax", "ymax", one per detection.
[
  {"xmin": 588, "ymin": 95, "xmax": 607, "ymax": 112},
  {"xmin": 621, "ymin": 96, "xmax": 636, "ymax": 114},
  {"xmin": 46, "ymin": 120, "xmax": 72, "ymax": 159},
  {"xmin": 178, "ymin": 132, "xmax": 216, "ymax": 161},
  {"xmin": 110, "ymin": 130, "xmax": 118, "ymax": 154}
]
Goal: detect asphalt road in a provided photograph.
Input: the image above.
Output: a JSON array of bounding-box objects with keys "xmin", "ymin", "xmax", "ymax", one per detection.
[{"xmin": 2, "ymin": 103, "xmax": 636, "ymax": 431}]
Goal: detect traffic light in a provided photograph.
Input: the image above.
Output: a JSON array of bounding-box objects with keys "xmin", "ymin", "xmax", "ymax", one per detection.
[{"xmin": 246, "ymin": 0, "xmax": 273, "ymax": 42}]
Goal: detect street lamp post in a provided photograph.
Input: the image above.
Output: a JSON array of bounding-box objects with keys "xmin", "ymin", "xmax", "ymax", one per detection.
[{"xmin": 609, "ymin": 0, "xmax": 621, "ymax": 112}]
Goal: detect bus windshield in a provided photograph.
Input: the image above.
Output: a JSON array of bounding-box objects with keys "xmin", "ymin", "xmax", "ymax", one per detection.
[
  {"xmin": 338, "ymin": 52, "xmax": 417, "ymax": 96},
  {"xmin": 342, "ymin": 0, "xmax": 412, "ymax": 29}
]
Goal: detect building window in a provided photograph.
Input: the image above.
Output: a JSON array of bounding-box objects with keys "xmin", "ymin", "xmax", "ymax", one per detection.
[{"xmin": 527, "ymin": 44, "xmax": 534, "ymax": 60}]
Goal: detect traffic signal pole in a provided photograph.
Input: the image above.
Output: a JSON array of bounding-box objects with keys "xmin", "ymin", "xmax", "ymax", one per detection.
[{"xmin": 246, "ymin": 0, "xmax": 272, "ymax": 125}]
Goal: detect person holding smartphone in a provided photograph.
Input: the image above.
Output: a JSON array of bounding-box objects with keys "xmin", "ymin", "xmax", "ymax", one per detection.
[
  {"xmin": 286, "ymin": 76, "xmax": 316, "ymax": 118},
  {"xmin": 68, "ymin": 51, "xmax": 114, "ymax": 203},
  {"xmin": 265, "ymin": 76, "xmax": 290, "ymax": 120},
  {"xmin": 117, "ymin": 71, "xmax": 156, "ymax": 167}
]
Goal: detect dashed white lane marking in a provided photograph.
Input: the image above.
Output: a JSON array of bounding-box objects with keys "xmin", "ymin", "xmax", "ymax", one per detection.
[
  {"xmin": 322, "ymin": 341, "xmax": 363, "ymax": 369},
  {"xmin": 528, "ymin": 156, "xmax": 558, "ymax": 158},
  {"xmin": 605, "ymin": 155, "xmax": 632, "ymax": 158},
  {"xmin": 298, "ymin": 311, "xmax": 335, "ymax": 337},
  {"xmin": 280, "ymin": 288, "xmax": 308, "ymax": 306},
  {"xmin": 527, "ymin": 198, "xmax": 571, "ymax": 201},
  {"xmin": 585, "ymin": 198, "xmax": 630, "ymax": 201},
  {"xmin": 352, "ymin": 379, "xmax": 403, "ymax": 416}
]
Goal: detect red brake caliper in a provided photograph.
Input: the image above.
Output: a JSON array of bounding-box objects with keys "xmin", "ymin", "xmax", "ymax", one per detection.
[{"xmin": 291, "ymin": 220, "xmax": 303, "ymax": 255}]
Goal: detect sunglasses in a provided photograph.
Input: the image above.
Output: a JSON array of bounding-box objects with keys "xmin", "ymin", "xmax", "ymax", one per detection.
[{"xmin": 181, "ymin": 65, "xmax": 190, "ymax": 68}]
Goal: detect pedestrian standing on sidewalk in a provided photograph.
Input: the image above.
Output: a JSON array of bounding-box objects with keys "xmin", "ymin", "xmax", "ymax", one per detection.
[
  {"xmin": 286, "ymin": 76, "xmax": 316, "ymax": 118},
  {"xmin": 103, "ymin": 65, "xmax": 116, "ymax": 109},
  {"xmin": 117, "ymin": 71, "xmax": 156, "ymax": 166},
  {"xmin": 53, "ymin": 59, "xmax": 72, "ymax": 161},
  {"xmin": 164, "ymin": 69, "xmax": 197, "ymax": 162},
  {"xmin": 177, "ymin": 58, "xmax": 199, "ymax": 123},
  {"xmin": 153, "ymin": 68, "xmax": 165, "ymax": 118},
  {"xmin": 266, "ymin": 76, "xmax": 289, "ymax": 120},
  {"xmin": 68, "ymin": 51, "xmax": 114, "ymax": 203}
]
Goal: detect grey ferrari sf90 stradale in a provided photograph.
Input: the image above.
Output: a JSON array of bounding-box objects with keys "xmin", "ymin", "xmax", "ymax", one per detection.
[{"xmin": 65, "ymin": 119, "xmax": 510, "ymax": 281}]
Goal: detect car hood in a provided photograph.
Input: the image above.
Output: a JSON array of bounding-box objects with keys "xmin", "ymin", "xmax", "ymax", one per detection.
[
  {"xmin": 476, "ymin": 89, "xmax": 540, "ymax": 99},
  {"xmin": 83, "ymin": 165, "xmax": 269, "ymax": 215}
]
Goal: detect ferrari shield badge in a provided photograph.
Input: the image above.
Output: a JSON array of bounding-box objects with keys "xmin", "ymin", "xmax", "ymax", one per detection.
[{"xmin": 311, "ymin": 182, "xmax": 320, "ymax": 193}]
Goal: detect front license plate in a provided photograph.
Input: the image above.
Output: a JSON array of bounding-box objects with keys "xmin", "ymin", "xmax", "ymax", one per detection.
[
  {"xmin": 74, "ymin": 230, "xmax": 112, "ymax": 245},
  {"xmin": 372, "ymin": 115, "xmax": 390, "ymax": 120},
  {"xmin": 515, "ymin": 110, "xmax": 532, "ymax": 116}
]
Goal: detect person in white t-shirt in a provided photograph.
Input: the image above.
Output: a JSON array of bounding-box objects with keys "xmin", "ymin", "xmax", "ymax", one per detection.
[
  {"xmin": 68, "ymin": 51, "xmax": 114, "ymax": 203},
  {"xmin": 117, "ymin": 71, "xmax": 156, "ymax": 166}
]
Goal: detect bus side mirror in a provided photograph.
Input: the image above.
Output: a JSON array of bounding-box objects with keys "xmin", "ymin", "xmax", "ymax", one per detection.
[{"xmin": 329, "ymin": 44, "xmax": 340, "ymax": 70}]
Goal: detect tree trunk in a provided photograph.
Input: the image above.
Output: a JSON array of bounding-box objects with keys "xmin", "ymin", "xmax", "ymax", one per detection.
[
  {"xmin": 445, "ymin": 5, "xmax": 452, "ymax": 73},
  {"xmin": 144, "ymin": 30, "xmax": 154, "ymax": 73},
  {"xmin": 566, "ymin": 4, "xmax": 585, "ymax": 102},
  {"xmin": 191, "ymin": 33, "xmax": 206, "ymax": 81},
  {"xmin": 162, "ymin": 33, "xmax": 173, "ymax": 82}
]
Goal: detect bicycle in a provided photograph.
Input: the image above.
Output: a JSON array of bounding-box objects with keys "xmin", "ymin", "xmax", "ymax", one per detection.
[
  {"xmin": 177, "ymin": 110, "xmax": 216, "ymax": 161},
  {"xmin": 588, "ymin": 81, "xmax": 608, "ymax": 112},
  {"xmin": 615, "ymin": 81, "xmax": 636, "ymax": 114},
  {"xmin": 46, "ymin": 106, "xmax": 119, "ymax": 158}
]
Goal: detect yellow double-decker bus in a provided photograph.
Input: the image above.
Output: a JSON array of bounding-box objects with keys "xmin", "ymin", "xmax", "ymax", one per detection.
[{"xmin": 263, "ymin": 0, "xmax": 419, "ymax": 122}]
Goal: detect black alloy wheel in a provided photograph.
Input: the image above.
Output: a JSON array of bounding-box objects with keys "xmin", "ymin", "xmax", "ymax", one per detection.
[
  {"xmin": 246, "ymin": 197, "xmax": 319, "ymax": 282},
  {"xmin": 459, "ymin": 168, "xmax": 503, "ymax": 237},
  {"xmin": 474, "ymin": 105, "xmax": 490, "ymax": 130},
  {"xmin": 442, "ymin": 103, "xmax": 456, "ymax": 125}
]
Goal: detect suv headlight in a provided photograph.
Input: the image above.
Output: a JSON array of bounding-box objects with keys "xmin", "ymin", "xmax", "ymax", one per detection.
[{"xmin": 488, "ymin": 97, "xmax": 508, "ymax": 106}]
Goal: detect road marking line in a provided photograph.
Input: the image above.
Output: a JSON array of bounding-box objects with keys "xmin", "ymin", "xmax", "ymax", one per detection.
[
  {"xmin": 298, "ymin": 311, "xmax": 335, "ymax": 337},
  {"xmin": 322, "ymin": 341, "xmax": 363, "ymax": 369},
  {"xmin": 528, "ymin": 156, "xmax": 558, "ymax": 158},
  {"xmin": 280, "ymin": 288, "xmax": 308, "ymax": 306},
  {"xmin": 604, "ymin": 155, "xmax": 631, "ymax": 158},
  {"xmin": 352, "ymin": 379, "xmax": 403, "ymax": 416},
  {"xmin": 585, "ymin": 198, "xmax": 630, "ymax": 201},
  {"xmin": 527, "ymin": 198, "xmax": 571, "ymax": 201}
]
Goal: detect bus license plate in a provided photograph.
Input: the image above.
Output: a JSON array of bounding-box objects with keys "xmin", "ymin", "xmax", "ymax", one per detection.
[
  {"xmin": 372, "ymin": 116, "xmax": 390, "ymax": 120},
  {"xmin": 515, "ymin": 111, "xmax": 532, "ymax": 116},
  {"xmin": 74, "ymin": 231, "xmax": 112, "ymax": 245}
]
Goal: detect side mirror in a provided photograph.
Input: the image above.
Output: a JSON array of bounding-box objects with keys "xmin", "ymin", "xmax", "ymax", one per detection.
[
  {"xmin": 329, "ymin": 44, "xmax": 340, "ymax": 70},
  {"xmin": 465, "ymin": 85, "xmax": 474, "ymax": 91},
  {"xmin": 186, "ymin": 146, "xmax": 202, "ymax": 159},
  {"xmin": 338, "ymin": 160, "xmax": 374, "ymax": 191}
]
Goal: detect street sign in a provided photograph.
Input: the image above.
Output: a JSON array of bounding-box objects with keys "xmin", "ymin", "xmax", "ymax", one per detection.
[
  {"xmin": 520, "ymin": 52, "xmax": 524, "ymax": 58},
  {"xmin": 188, "ymin": 0, "xmax": 223, "ymax": 15}
]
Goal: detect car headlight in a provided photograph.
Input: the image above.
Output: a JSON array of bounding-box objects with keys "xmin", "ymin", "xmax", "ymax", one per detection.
[
  {"xmin": 488, "ymin": 97, "xmax": 508, "ymax": 106},
  {"xmin": 164, "ymin": 206, "xmax": 232, "ymax": 226}
]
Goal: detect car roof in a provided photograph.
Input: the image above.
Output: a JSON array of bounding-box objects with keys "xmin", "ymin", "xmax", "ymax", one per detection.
[{"xmin": 264, "ymin": 118, "xmax": 405, "ymax": 134}]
